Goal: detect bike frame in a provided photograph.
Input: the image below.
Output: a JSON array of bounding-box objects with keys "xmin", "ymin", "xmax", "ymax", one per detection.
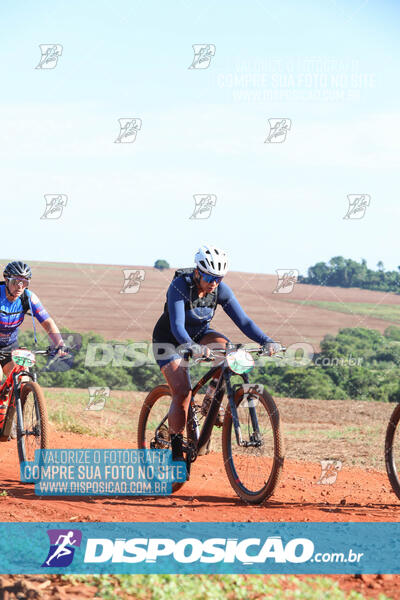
[
  {"xmin": 0, "ymin": 365, "xmax": 33, "ymax": 438},
  {"xmin": 151, "ymin": 344, "xmax": 283, "ymax": 464},
  {"xmin": 186, "ymin": 360, "xmax": 252, "ymax": 459},
  {"xmin": 0, "ymin": 354, "xmax": 37, "ymax": 439}
]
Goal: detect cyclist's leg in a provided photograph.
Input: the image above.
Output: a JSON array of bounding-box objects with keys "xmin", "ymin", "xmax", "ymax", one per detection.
[
  {"xmin": 152, "ymin": 336, "xmax": 191, "ymax": 460},
  {"xmin": 2, "ymin": 361, "xmax": 14, "ymax": 378},
  {"xmin": 199, "ymin": 330, "xmax": 230, "ymax": 354},
  {"xmin": 0, "ymin": 359, "xmax": 14, "ymax": 387},
  {"xmin": 198, "ymin": 330, "xmax": 229, "ymax": 426},
  {"xmin": 161, "ymin": 358, "xmax": 191, "ymax": 435},
  {"xmin": 0, "ymin": 342, "xmax": 19, "ymax": 382},
  {"xmin": 160, "ymin": 358, "xmax": 191, "ymax": 461},
  {"xmin": 0, "ymin": 358, "xmax": 11, "ymax": 430}
]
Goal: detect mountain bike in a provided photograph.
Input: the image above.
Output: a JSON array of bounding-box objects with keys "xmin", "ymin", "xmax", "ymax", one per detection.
[
  {"xmin": 384, "ymin": 403, "xmax": 400, "ymax": 499},
  {"xmin": 137, "ymin": 344, "xmax": 285, "ymax": 504},
  {"xmin": 0, "ymin": 347, "xmax": 54, "ymax": 467}
]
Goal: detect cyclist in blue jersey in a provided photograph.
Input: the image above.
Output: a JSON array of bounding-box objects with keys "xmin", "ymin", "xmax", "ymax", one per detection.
[
  {"xmin": 0, "ymin": 261, "xmax": 67, "ymax": 382},
  {"xmin": 152, "ymin": 244, "xmax": 280, "ymax": 461}
]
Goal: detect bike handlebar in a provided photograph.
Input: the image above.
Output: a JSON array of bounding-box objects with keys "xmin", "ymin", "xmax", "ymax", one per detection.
[
  {"xmin": 0, "ymin": 347, "xmax": 73, "ymax": 360},
  {"xmin": 191, "ymin": 343, "xmax": 287, "ymax": 364}
]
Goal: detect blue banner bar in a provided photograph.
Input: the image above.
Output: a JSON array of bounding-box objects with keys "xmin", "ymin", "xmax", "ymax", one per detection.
[{"xmin": 1, "ymin": 522, "xmax": 400, "ymax": 574}]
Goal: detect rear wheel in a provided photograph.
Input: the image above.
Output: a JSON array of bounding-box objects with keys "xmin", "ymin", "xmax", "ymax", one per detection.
[
  {"xmin": 17, "ymin": 381, "xmax": 48, "ymax": 465},
  {"xmin": 222, "ymin": 385, "xmax": 284, "ymax": 504},
  {"xmin": 385, "ymin": 403, "xmax": 400, "ymax": 500},
  {"xmin": 137, "ymin": 385, "xmax": 187, "ymax": 493}
]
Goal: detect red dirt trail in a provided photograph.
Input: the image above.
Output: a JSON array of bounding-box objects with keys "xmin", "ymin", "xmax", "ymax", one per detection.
[
  {"xmin": 1, "ymin": 428, "xmax": 400, "ymax": 598},
  {"xmin": 0, "ymin": 428, "xmax": 399, "ymax": 523}
]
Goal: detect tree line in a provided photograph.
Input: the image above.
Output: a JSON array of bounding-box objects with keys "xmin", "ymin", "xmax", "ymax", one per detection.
[
  {"xmin": 17, "ymin": 326, "xmax": 400, "ymax": 403},
  {"xmin": 299, "ymin": 256, "xmax": 400, "ymax": 292}
]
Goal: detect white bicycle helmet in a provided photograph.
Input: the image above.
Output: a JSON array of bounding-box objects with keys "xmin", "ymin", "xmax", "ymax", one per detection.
[{"xmin": 195, "ymin": 244, "xmax": 229, "ymax": 277}]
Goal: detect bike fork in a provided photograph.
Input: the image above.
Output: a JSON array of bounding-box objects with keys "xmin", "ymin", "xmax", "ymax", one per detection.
[
  {"xmin": 225, "ymin": 372, "xmax": 245, "ymax": 446},
  {"xmin": 226, "ymin": 372, "xmax": 261, "ymax": 448},
  {"xmin": 13, "ymin": 374, "xmax": 24, "ymax": 440}
]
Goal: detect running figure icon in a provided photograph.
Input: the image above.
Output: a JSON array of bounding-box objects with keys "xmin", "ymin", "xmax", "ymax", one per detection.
[
  {"xmin": 42, "ymin": 529, "xmax": 82, "ymax": 568},
  {"xmin": 45, "ymin": 531, "xmax": 77, "ymax": 565}
]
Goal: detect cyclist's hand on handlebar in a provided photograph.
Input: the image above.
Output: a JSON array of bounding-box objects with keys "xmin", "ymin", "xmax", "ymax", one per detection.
[
  {"xmin": 262, "ymin": 342, "xmax": 282, "ymax": 356},
  {"xmin": 47, "ymin": 345, "xmax": 70, "ymax": 358},
  {"xmin": 190, "ymin": 344, "xmax": 211, "ymax": 360},
  {"xmin": 56, "ymin": 346, "xmax": 70, "ymax": 358},
  {"xmin": 178, "ymin": 343, "xmax": 212, "ymax": 361}
]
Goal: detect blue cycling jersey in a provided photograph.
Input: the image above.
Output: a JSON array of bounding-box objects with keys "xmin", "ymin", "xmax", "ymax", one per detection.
[
  {"xmin": 153, "ymin": 273, "xmax": 272, "ymax": 347},
  {"xmin": 0, "ymin": 285, "xmax": 50, "ymax": 346}
]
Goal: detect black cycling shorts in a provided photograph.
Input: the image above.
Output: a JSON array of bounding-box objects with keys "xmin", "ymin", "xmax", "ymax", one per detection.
[{"xmin": 0, "ymin": 341, "xmax": 19, "ymax": 368}]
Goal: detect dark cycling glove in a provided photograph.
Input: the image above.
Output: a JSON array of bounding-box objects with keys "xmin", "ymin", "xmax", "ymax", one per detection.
[{"xmin": 178, "ymin": 343, "xmax": 209, "ymax": 360}]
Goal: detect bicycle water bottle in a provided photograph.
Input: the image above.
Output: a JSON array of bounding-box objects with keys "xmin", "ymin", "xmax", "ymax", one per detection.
[{"xmin": 201, "ymin": 379, "xmax": 218, "ymax": 417}]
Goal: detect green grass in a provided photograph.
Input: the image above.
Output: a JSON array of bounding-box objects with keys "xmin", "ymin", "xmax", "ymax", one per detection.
[
  {"xmin": 322, "ymin": 425, "xmax": 381, "ymax": 440},
  {"xmin": 62, "ymin": 574, "xmax": 393, "ymax": 599},
  {"xmin": 46, "ymin": 388, "xmax": 143, "ymax": 439},
  {"xmin": 289, "ymin": 300, "xmax": 400, "ymax": 324},
  {"xmin": 48, "ymin": 407, "xmax": 93, "ymax": 435},
  {"xmin": 285, "ymin": 424, "xmax": 381, "ymax": 441}
]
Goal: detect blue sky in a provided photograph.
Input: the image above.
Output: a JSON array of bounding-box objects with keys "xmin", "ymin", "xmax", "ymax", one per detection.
[{"xmin": 1, "ymin": 0, "xmax": 399, "ymax": 274}]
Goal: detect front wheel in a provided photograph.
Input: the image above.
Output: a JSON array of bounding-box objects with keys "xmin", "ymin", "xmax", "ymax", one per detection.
[
  {"xmin": 17, "ymin": 381, "xmax": 49, "ymax": 466},
  {"xmin": 222, "ymin": 385, "xmax": 284, "ymax": 504},
  {"xmin": 137, "ymin": 385, "xmax": 186, "ymax": 493},
  {"xmin": 385, "ymin": 403, "xmax": 400, "ymax": 500}
]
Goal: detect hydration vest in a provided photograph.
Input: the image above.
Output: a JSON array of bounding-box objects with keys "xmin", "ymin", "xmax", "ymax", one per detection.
[
  {"xmin": 0, "ymin": 282, "xmax": 31, "ymax": 316},
  {"xmin": 163, "ymin": 268, "xmax": 218, "ymax": 313}
]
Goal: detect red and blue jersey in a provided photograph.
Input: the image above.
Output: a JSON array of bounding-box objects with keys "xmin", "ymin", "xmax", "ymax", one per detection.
[{"xmin": 0, "ymin": 284, "xmax": 50, "ymax": 346}]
